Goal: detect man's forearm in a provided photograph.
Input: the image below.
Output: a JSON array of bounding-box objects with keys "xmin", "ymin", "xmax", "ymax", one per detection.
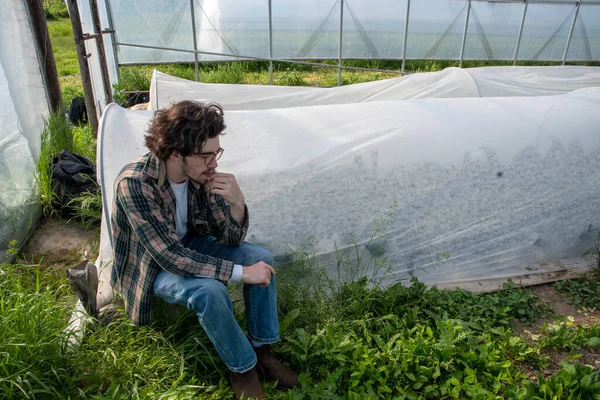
[{"xmin": 229, "ymin": 202, "xmax": 246, "ymax": 226}]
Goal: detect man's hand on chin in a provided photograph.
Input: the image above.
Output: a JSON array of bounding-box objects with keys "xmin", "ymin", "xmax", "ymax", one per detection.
[{"xmin": 208, "ymin": 172, "xmax": 246, "ymax": 224}]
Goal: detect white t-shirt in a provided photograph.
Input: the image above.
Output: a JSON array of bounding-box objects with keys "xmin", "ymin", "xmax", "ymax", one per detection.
[
  {"xmin": 169, "ymin": 179, "xmax": 243, "ymax": 281},
  {"xmin": 169, "ymin": 179, "xmax": 189, "ymax": 239}
]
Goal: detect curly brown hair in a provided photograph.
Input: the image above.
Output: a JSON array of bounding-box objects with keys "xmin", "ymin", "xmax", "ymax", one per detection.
[{"xmin": 145, "ymin": 101, "xmax": 226, "ymax": 160}]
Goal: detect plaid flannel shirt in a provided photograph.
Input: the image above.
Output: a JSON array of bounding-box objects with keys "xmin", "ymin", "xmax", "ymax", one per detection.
[{"xmin": 110, "ymin": 152, "xmax": 249, "ymax": 326}]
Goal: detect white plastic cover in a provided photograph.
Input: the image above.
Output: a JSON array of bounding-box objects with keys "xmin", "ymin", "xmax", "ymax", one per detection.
[
  {"xmin": 101, "ymin": 0, "xmax": 600, "ymax": 64},
  {"xmin": 0, "ymin": 1, "xmax": 48, "ymax": 259},
  {"xmin": 96, "ymin": 89, "xmax": 600, "ymax": 306},
  {"xmin": 149, "ymin": 66, "xmax": 600, "ymax": 110}
]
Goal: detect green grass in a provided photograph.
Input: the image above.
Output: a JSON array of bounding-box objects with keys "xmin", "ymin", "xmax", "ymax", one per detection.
[
  {"xmin": 2, "ymin": 243, "xmax": 600, "ymax": 399},
  {"xmin": 554, "ymin": 232, "xmax": 600, "ymax": 310},
  {"xmin": 47, "ymin": 18, "xmax": 82, "ymax": 108},
  {"xmin": 37, "ymin": 108, "xmax": 74, "ymax": 217},
  {"xmin": 43, "ymin": 0, "xmax": 69, "ymax": 20},
  {"xmin": 0, "ymin": 263, "xmax": 76, "ymax": 398},
  {"xmin": 36, "ymin": 108, "xmax": 100, "ymax": 225}
]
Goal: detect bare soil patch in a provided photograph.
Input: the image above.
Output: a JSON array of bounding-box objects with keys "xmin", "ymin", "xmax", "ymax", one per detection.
[{"xmin": 20, "ymin": 216, "xmax": 99, "ymax": 268}]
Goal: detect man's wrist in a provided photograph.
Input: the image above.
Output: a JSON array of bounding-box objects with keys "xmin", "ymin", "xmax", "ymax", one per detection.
[
  {"xmin": 231, "ymin": 264, "xmax": 243, "ymax": 281},
  {"xmin": 230, "ymin": 202, "xmax": 246, "ymax": 225}
]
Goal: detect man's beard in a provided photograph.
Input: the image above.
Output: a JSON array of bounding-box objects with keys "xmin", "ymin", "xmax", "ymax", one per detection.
[{"xmin": 181, "ymin": 157, "xmax": 213, "ymax": 185}]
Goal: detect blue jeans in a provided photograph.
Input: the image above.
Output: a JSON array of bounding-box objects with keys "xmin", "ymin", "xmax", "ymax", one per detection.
[{"xmin": 152, "ymin": 233, "xmax": 279, "ymax": 373}]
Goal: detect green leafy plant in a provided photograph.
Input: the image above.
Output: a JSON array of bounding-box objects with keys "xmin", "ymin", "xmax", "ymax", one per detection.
[
  {"xmin": 555, "ymin": 277, "xmax": 600, "ymax": 310},
  {"xmin": 538, "ymin": 321, "xmax": 600, "ymax": 350},
  {"xmin": 530, "ymin": 362, "xmax": 600, "ymax": 399}
]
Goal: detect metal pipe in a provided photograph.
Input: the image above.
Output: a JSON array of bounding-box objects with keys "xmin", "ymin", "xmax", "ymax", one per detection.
[
  {"xmin": 471, "ymin": 0, "xmax": 596, "ymax": 5},
  {"xmin": 459, "ymin": 0, "xmax": 471, "ymax": 68},
  {"xmin": 513, "ymin": 0, "xmax": 528, "ymax": 65},
  {"xmin": 190, "ymin": 0, "xmax": 200, "ymax": 81},
  {"xmin": 89, "ymin": 0, "xmax": 113, "ymax": 106},
  {"xmin": 268, "ymin": 0, "xmax": 273, "ymax": 84},
  {"xmin": 401, "ymin": 0, "xmax": 411, "ymax": 73},
  {"xmin": 104, "ymin": 0, "xmax": 120, "ymax": 83},
  {"xmin": 66, "ymin": 0, "xmax": 99, "ymax": 136},
  {"xmin": 114, "ymin": 41, "xmax": 407, "ymax": 74},
  {"xmin": 562, "ymin": 0, "xmax": 581, "ymax": 65},
  {"xmin": 337, "ymin": 0, "xmax": 344, "ymax": 86}
]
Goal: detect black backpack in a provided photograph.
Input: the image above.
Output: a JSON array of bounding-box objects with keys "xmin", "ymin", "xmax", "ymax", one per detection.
[{"xmin": 51, "ymin": 150, "xmax": 99, "ymax": 218}]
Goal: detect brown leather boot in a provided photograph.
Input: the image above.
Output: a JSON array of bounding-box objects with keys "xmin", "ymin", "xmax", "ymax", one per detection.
[
  {"xmin": 254, "ymin": 345, "xmax": 300, "ymax": 389},
  {"xmin": 230, "ymin": 367, "xmax": 265, "ymax": 400}
]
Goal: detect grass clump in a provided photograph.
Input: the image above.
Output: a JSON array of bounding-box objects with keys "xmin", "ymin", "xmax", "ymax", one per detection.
[
  {"xmin": 37, "ymin": 108, "xmax": 74, "ymax": 216},
  {"xmin": 36, "ymin": 109, "xmax": 100, "ymax": 226},
  {"xmin": 0, "ymin": 263, "xmax": 75, "ymax": 398},
  {"xmin": 43, "ymin": 0, "xmax": 69, "ymax": 20},
  {"xmin": 555, "ymin": 232, "xmax": 600, "ymax": 310}
]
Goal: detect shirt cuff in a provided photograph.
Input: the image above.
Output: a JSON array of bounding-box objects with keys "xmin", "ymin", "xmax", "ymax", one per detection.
[{"xmin": 231, "ymin": 264, "xmax": 243, "ymax": 282}]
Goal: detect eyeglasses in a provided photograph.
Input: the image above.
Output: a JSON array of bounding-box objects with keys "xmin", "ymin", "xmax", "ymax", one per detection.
[{"xmin": 195, "ymin": 147, "xmax": 224, "ymax": 165}]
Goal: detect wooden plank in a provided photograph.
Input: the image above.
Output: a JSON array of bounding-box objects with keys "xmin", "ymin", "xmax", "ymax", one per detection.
[
  {"xmin": 24, "ymin": 0, "xmax": 63, "ymax": 113},
  {"xmin": 435, "ymin": 257, "xmax": 593, "ymax": 293}
]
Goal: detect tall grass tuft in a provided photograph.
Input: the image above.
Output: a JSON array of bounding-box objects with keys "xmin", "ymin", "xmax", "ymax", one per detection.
[
  {"xmin": 72, "ymin": 124, "xmax": 97, "ymax": 161},
  {"xmin": 68, "ymin": 188, "xmax": 102, "ymax": 229},
  {"xmin": 0, "ymin": 263, "xmax": 76, "ymax": 398},
  {"xmin": 36, "ymin": 108, "xmax": 98, "ymax": 219},
  {"xmin": 37, "ymin": 108, "xmax": 74, "ymax": 217}
]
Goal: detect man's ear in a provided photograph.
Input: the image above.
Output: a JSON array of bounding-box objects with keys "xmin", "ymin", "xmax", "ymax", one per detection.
[{"xmin": 169, "ymin": 151, "xmax": 181, "ymax": 161}]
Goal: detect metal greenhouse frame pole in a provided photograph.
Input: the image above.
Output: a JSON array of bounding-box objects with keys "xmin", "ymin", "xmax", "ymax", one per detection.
[
  {"xmin": 513, "ymin": 0, "xmax": 528, "ymax": 65},
  {"xmin": 401, "ymin": 0, "xmax": 410, "ymax": 73},
  {"xmin": 190, "ymin": 0, "xmax": 200, "ymax": 81},
  {"xmin": 459, "ymin": 0, "xmax": 471, "ymax": 68},
  {"xmin": 66, "ymin": 0, "xmax": 99, "ymax": 136},
  {"xmin": 104, "ymin": 0, "xmax": 121, "ymax": 84},
  {"xmin": 268, "ymin": 0, "xmax": 274, "ymax": 85},
  {"xmin": 562, "ymin": 0, "xmax": 581, "ymax": 65},
  {"xmin": 337, "ymin": 0, "xmax": 344, "ymax": 86}
]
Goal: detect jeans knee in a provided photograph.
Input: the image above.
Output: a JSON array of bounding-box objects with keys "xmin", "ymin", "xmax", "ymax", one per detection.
[
  {"xmin": 188, "ymin": 279, "xmax": 229, "ymax": 311},
  {"xmin": 253, "ymin": 247, "xmax": 274, "ymax": 267}
]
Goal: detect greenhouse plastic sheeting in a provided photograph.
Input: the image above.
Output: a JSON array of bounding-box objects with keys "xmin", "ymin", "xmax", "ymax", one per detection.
[
  {"xmin": 95, "ymin": 90, "xmax": 600, "ymax": 307},
  {"xmin": 102, "ymin": 0, "xmax": 600, "ymax": 64},
  {"xmin": 149, "ymin": 66, "xmax": 600, "ymax": 110},
  {"xmin": 0, "ymin": 1, "xmax": 48, "ymax": 260}
]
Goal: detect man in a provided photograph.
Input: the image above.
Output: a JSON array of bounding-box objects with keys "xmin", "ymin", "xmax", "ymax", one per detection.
[{"xmin": 111, "ymin": 101, "xmax": 299, "ymax": 399}]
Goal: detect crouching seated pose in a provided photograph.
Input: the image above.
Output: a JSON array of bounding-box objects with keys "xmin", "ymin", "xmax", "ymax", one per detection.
[{"xmin": 110, "ymin": 100, "xmax": 300, "ymax": 399}]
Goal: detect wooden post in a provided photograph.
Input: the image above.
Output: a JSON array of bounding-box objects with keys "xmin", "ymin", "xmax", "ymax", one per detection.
[
  {"xmin": 24, "ymin": 0, "xmax": 63, "ymax": 113},
  {"xmin": 66, "ymin": 0, "xmax": 99, "ymax": 136},
  {"xmin": 89, "ymin": 0, "xmax": 113, "ymax": 104}
]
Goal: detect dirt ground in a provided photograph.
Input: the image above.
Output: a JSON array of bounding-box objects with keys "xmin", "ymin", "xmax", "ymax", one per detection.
[
  {"xmin": 19, "ymin": 216, "xmax": 99, "ymax": 268},
  {"xmin": 20, "ymin": 217, "xmax": 600, "ymax": 378}
]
